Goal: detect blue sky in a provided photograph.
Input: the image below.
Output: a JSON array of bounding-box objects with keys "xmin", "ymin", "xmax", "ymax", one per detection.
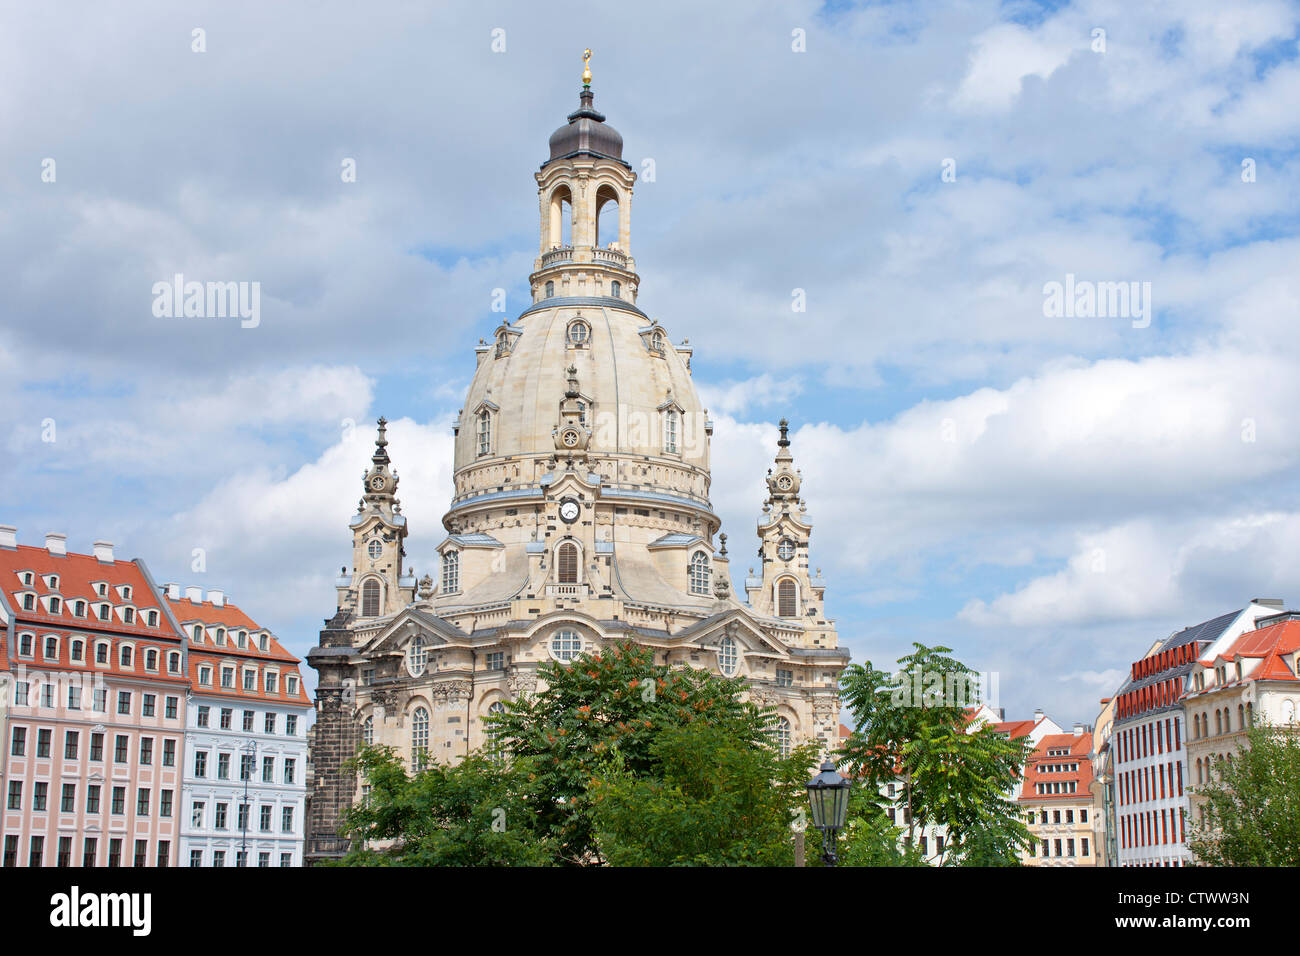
[{"xmin": 3, "ymin": 0, "xmax": 1300, "ymax": 726}]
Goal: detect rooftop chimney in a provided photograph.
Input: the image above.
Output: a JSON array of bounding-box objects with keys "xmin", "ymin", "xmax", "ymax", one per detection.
[
  {"xmin": 208, "ymin": 589, "xmax": 225, "ymax": 607},
  {"xmin": 1033, "ymin": 708, "xmax": 1044, "ymax": 722},
  {"xmin": 0, "ymin": 525, "xmax": 16, "ymax": 549},
  {"xmin": 45, "ymin": 533, "xmax": 67, "ymax": 556},
  {"xmin": 1254, "ymin": 598, "xmax": 1285, "ymax": 609},
  {"xmin": 164, "ymin": 583, "xmax": 181, "ymax": 600},
  {"xmin": 92, "ymin": 540, "xmax": 114, "ymax": 564},
  {"xmin": 1073, "ymin": 723, "xmax": 1085, "ymax": 736},
  {"xmin": 184, "ymin": 586, "xmax": 202, "ymax": 603}
]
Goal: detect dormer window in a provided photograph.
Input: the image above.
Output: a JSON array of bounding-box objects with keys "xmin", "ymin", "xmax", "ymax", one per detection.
[
  {"xmin": 199, "ymin": 666, "xmax": 212, "ymax": 686},
  {"xmin": 120, "ymin": 585, "xmax": 132, "ymax": 600},
  {"xmin": 73, "ymin": 600, "xmax": 86, "ymax": 617},
  {"xmin": 237, "ymin": 630, "xmax": 247, "ymax": 649},
  {"xmin": 168, "ymin": 652, "xmax": 181, "ymax": 674},
  {"xmin": 97, "ymin": 604, "xmax": 109, "ymax": 621},
  {"xmin": 192, "ymin": 625, "xmax": 203, "ymax": 643},
  {"xmin": 123, "ymin": 607, "xmax": 135, "ymax": 625},
  {"xmin": 286, "ymin": 676, "xmax": 298, "ymax": 696},
  {"xmin": 215, "ymin": 628, "xmax": 226, "ymax": 647},
  {"xmin": 45, "ymin": 574, "xmax": 59, "ymax": 590},
  {"xmin": 120, "ymin": 645, "xmax": 133, "ymax": 667},
  {"xmin": 20, "ymin": 571, "xmax": 32, "ymax": 586},
  {"xmin": 145, "ymin": 649, "xmax": 158, "ymax": 671},
  {"xmin": 22, "ymin": 594, "xmax": 34, "ymax": 611},
  {"xmin": 689, "ymin": 552, "xmax": 710, "ymax": 595},
  {"xmin": 71, "ymin": 640, "xmax": 84, "ymax": 662},
  {"xmin": 663, "ymin": 409, "xmax": 679, "ymax": 454},
  {"xmin": 18, "ymin": 633, "xmax": 33, "ymax": 656},
  {"xmin": 96, "ymin": 583, "xmax": 107, "ymax": 597},
  {"xmin": 717, "ymin": 636, "xmax": 739, "ymax": 676},
  {"xmin": 495, "ymin": 331, "xmax": 512, "ymax": 358},
  {"xmin": 651, "ymin": 330, "xmax": 665, "ymax": 354},
  {"xmin": 259, "ymin": 634, "xmax": 269, "ymax": 652},
  {"xmin": 48, "ymin": 596, "xmax": 61, "ymax": 614},
  {"xmin": 43, "ymin": 636, "xmax": 58, "ymax": 659},
  {"xmin": 477, "ymin": 409, "xmax": 492, "ymax": 456},
  {"xmin": 146, "ymin": 609, "xmax": 158, "ymax": 627},
  {"xmin": 441, "ymin": 551, "xmax": 460, "ymax": 595},
  {"xmin": 221, "ymin": 667, "xmax": 234, "ymax": 689}
]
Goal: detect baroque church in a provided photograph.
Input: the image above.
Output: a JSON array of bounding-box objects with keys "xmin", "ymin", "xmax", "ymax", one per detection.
[{"xmin": 305, "ymin": 62, "xmax": 848, "ymax": 863}]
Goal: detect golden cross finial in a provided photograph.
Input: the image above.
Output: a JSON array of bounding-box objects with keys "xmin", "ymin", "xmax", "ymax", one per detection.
[{"xmin": 582, "ymin": 49, "xmax": 592, "ymax": 87}]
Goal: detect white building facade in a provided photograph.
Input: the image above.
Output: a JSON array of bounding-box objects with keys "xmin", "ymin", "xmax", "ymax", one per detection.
[{"xmin": 168, "ymin": 588, "xmax": 311, "ymax": 867}]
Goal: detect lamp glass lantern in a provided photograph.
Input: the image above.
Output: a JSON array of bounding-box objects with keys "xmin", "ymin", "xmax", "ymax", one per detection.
[{"xmin": 807, "ymin": 758, "xmax": 850, "ymax": 831}]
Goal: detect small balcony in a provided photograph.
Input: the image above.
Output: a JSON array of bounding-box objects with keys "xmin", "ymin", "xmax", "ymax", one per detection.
[
  {"xmin": 540, "ymin": 246, "xmax": 573, "ymax": 268},
  {"xmin": 593, "ymin": 247, "xmax": 629, "ymax": 268}
]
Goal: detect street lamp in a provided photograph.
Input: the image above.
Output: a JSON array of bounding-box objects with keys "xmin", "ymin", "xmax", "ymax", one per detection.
[
  {"xmin": 240, "ymin": 739, "xmax": 257, "ymax": 867},
  {"xmin": 807, "ymin": 758, "xmax": 851, "ymax": 866}
]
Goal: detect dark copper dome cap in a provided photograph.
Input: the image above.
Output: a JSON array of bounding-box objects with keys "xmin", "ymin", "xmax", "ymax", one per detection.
[{"xmin": 546, "ymin": 88, "xmax": 628, "ymax": 166}]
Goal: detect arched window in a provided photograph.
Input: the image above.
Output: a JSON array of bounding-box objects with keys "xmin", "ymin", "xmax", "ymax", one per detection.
[
  {"xmin": 361, "ymin": 579, "xmax": 381, "ymax": 617},
  {"xmin": 1214, "ymin": 709, "xmax": 1221, "ymax": 735},
  {"xmin": 689, "ymin": 552, "xmax": 710, "ymax": 595},
  {"xmin": 120, "ymin": 645, "xmax": 133, "ymax": 667},
  {"xmin": 773, "ymin": 717, "xmax": 792, "ymax": 757},
  {"xmin": 1237, "ymin": 704, "xmax": 1244, "ymax": 731},
  {"xmin": 610, "ymin": 280, "xmax": 621, "ymax": 298},
  {"xmin": 367, "ymin": 539, "xmax": 382, "ymax": 560},
  {"xmin": 551, "ymin": 629, "xmax": 581, "ymax": 662},
  {"xmin": 442, "ymin": 551, "xmax": 460, "ymax": 594},
  {"xmin": 545, "ymin": 280, "xmax": 555, "ymax": 298},
  {"xmin": 487, "ymin": 701, "xmax": 506, "ymax": 763},
  {"xmin": 145, "ymin": 649, "xmax": 158, "ymax": 671},
  {"xmin": 651, "ymin": 330, "xmax": 665, "ymax": 354},
  {"xmin": 411, "ymin": 707, "xmax": 429, "ymax": 772},
  {"xmin": 192, "ymin": 624, "xmax": 203, "ymax": 643},
  {"xmin": 663, "ymin": 409, "xmax": 679, "ymax": 454},
  {"xmin": 362, "ymin": 716, "xmax": 374, "ymax": 747},
  {"xmin": 477, "ymin": 409, "xmax": 492, "ymax": 456},
  {"xmin": 567, "ymin": 320, "xmax": 589, "ymax": 345},
  {"xmin": 557, "ymin": 542, "xmax": 579, "ymax": 584},
  {"xmin": 717, "ymin": 636, "xmax": 738, "ymax": 676},
  {"xmin": 777, "ymin": 579, "xmax": 797, "ymax": 617}
]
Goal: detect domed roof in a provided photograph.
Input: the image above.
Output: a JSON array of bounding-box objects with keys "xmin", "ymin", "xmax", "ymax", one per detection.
[
  {"xmin": 547, "ymin": 88, "xmax": 626, "ymax": 165},
  {"xmin": 455, "ymin": 302, "xmax": 705, "ymax": 476}
]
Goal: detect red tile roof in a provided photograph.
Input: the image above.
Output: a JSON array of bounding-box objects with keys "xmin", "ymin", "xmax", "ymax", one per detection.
[
  {"xmin": 1206, "ymin": 619, "xmax": 1300, "ymax": 684},
  {"xmin": 992, "ymin": 719, "xmax": 1038, "ymax": 740},
  {"xmin": 167, "ymin": 596, "xmax": 308, "ymax": 706}
]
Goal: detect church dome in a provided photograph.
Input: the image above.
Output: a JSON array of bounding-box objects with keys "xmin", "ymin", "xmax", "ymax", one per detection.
[
  {"xmin": 547, "ymin": 88, "xmax": 625, "ymax": 165},
  {"xmin": 454, "ymin": 301, "xmax": 706, "ymax": 480}
]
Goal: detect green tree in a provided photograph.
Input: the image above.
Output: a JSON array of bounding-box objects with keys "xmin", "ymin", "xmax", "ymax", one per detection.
[
  {"xmin": 589, "ymin": 721, "xmax": 818, "ymax": 866},
  {"xmin": 836, "ymin": 787, "xmax": 926, "ymax": 867},
  {"xmin": 1187, "ymin": 723, "xmax": 1300, "ymax": 866},
  {"xmin": 838, "ymin": 643, "xmax": 1031, "ymax": 866},
  {"xmin": 334, "ymin": 746, "xmax": 556, "ymax": 866},
  {"xmin": 488, "ymin": 640, "xmax": 781, "ymax": 864}
]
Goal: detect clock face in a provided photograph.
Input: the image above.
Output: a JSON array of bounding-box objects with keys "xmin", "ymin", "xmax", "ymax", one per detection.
[
  {"xmin": 777, "ymin": 539, "xmax": 796, "ymax": 561},
  {"xmin": 777, "ymin": 475, "xmax": 793, "ymax": 491},
  {"xmin": 559, "ymin": 499, "xmax": 580, "ymax": 524},
  {"xmin": 562, "ymin": 428, "xmax": 580, "ymax": 447},
  {"xmin": 370, "ymin": 475, "xmax": 385, "ymax": 491}
]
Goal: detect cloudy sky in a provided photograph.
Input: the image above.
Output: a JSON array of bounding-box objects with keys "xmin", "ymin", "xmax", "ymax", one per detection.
[{"xmin": 4, "ymin": 0, "xmax": 1299, "ymax": 727}]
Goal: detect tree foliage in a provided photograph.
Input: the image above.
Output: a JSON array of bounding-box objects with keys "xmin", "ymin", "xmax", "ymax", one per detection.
[
  {"xmin": 589, "ymin": 721, "xmax": 818, "ymax": 866},
  {"xmin": 838, "ymin": 643, "xmax": 1031, "ymax": 866},
  {"xmin": 1187, "ymin": 723, "xmax": 1300, "ymax": 866},
  {"xmin": 335, "ymin": 746, "xmax": 556, "ymax": 866}
]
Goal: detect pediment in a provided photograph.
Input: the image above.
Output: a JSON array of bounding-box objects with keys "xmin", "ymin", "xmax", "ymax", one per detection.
[
  {"xmin": 360, "ymin": 608, "xmax": 466, "ymax": 656},
  {"xmin": 675, "ymin": 609, "xmax": 790, "ymax": 658}
]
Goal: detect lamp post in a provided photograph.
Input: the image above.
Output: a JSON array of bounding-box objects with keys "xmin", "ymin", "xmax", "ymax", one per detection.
[
  {"xmin": 240, "ymin": 739, "xmax": 257, "ymax": 867},
  {"xmin": 807, "ymin": 758, "xmax": 851, "ymax": 866}
]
